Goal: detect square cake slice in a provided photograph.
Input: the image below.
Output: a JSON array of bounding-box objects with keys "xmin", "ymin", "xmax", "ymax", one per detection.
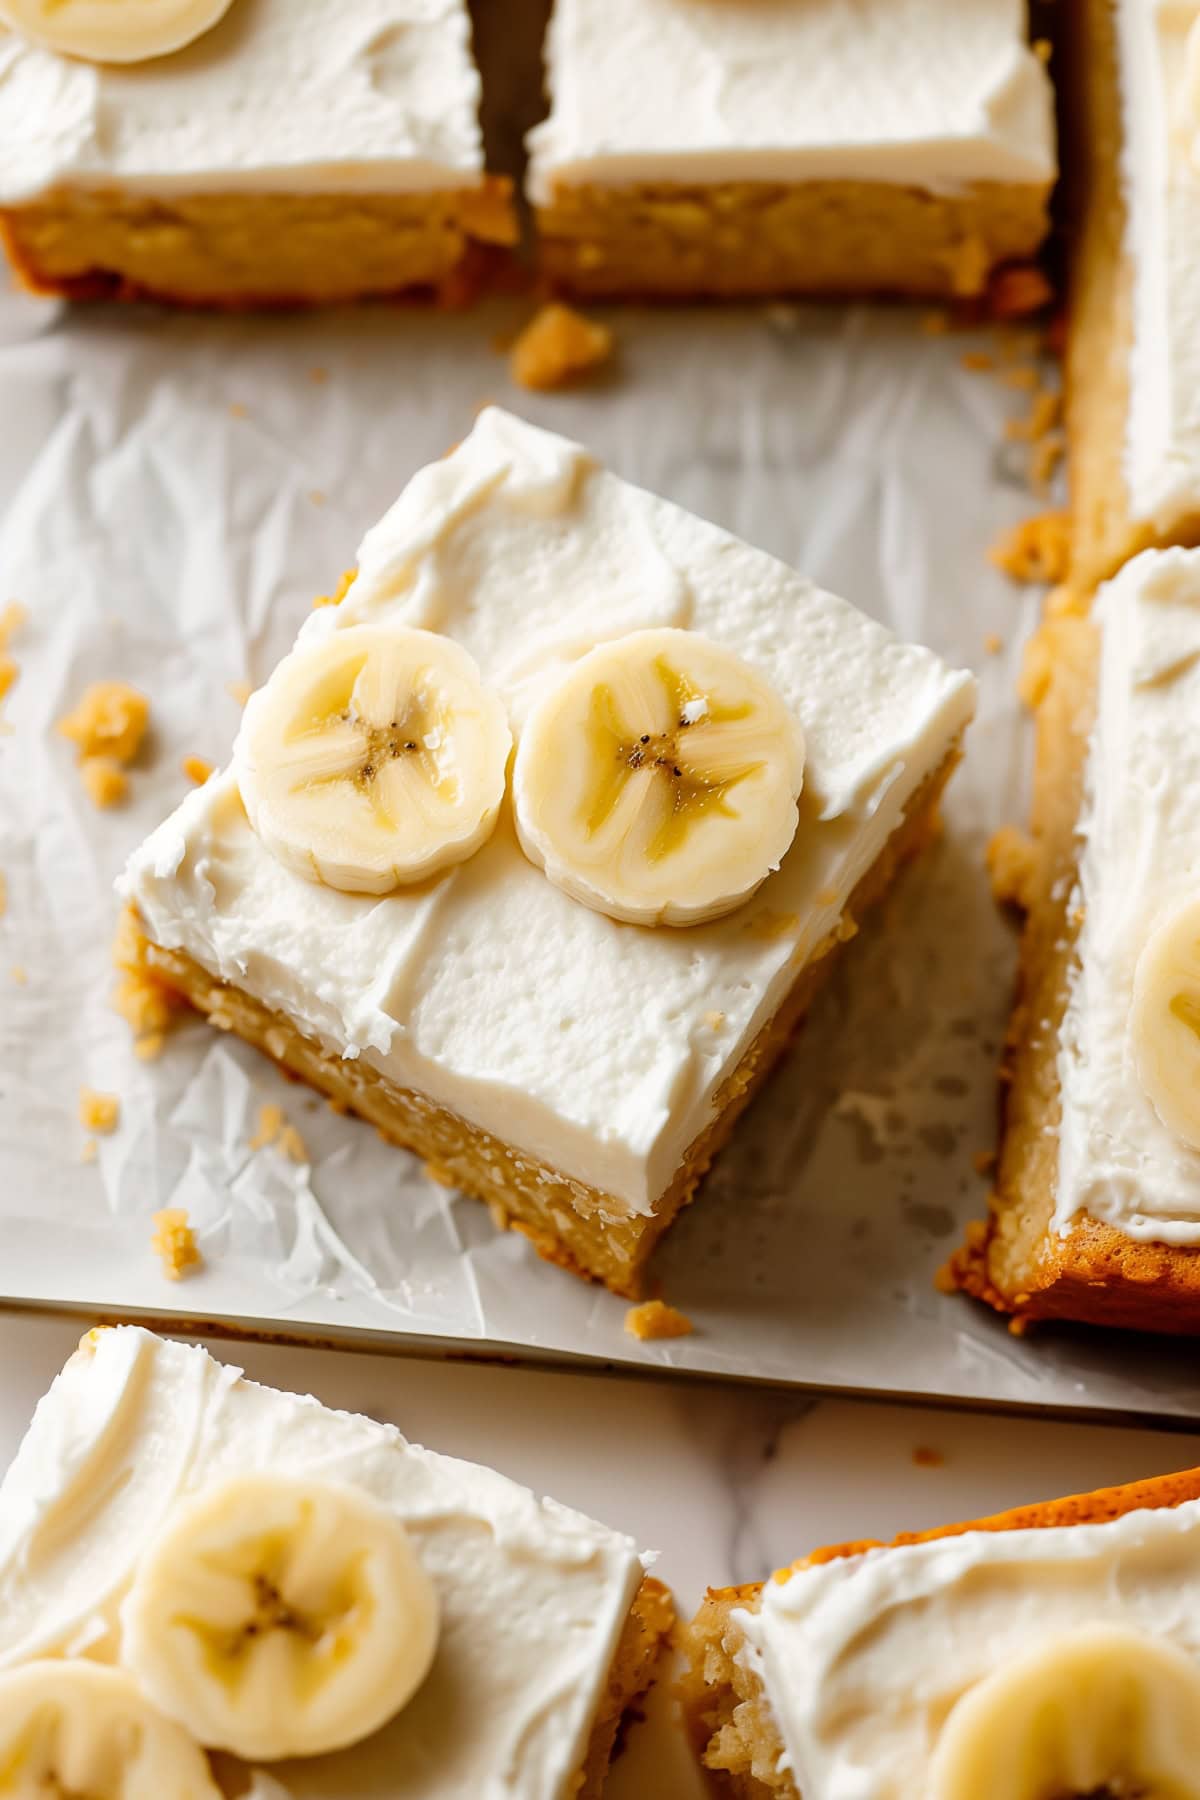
[
  {"xmin": 0, "ymin": 1325, "xmax": 672, "ymax": 1797},
  {"xmin": 952, "ymin": 549, "xmax": 1200, "ymax": 1332},
  {"xmin": 120, "ymin": 407, "xmax": 976, "ymax": 1295},
  {"xmin": 525, "ymin": 0, "xmax": 1057, "ymax": 301},
  {"xmin": 683, "ymin": 1461, "xmax": 1200, "ymax": 1800},
  {"xmin": 0, "ymin": 0, "xmax": 515, "ymax": 308},
  {"xmin": 1065, "ymin": 0, "xmax": 1200, "ymax": 585},
  {"xmin": 682, "ymin": 1463, "xmax": 1200, "ymax": 1798}
]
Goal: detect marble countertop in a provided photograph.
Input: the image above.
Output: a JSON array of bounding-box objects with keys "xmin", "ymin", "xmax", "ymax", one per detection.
[{"xmin": 3, "ymin": 1309, "xmax": 1199, "ymax": 1794}]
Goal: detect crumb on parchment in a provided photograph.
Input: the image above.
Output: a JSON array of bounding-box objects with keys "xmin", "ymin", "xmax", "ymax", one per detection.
[
  {"xmin": 313, "ymin": 568, "xmax": 357, "ymax": 610},
  {"xmin": 78, "ymin": 1087, "xmax": 119, "ymax": 1133},
  {"xmin": 80, "ymin": 756, "xmax": 128, "ymax": 809},
  {"xmin": 988, "ymin": 511, "xmax": 1070, "ymax": 585},
  {"xmin": 151, "ymin": 1208, "xmax": 203, "ymax": 1280},
  {"xmin": 227, "ymin": 679, "xmax": 253, "ymax": 707},
  {"xmin": 990, "ymin": 265, "xmax": 1054, "ymax": 319},
  {"xmin": 510, "ymin": 303, "xmax": 614, "ymax": 392},
  {"xmin": 58, "ymin": 681, "xmax": 149, "ymax": 765},
  {"xmin": 250, "ymin": 1101, "xmax": 310, "ymax": 1165},
  {"xmin": 182, "ymin": 755, "xmax": 214, "ymax": 786},
  {"xmin": 625, "ymin": 1299, "xmax": 694, "ymax": 1342},
  {"xmin": 983, "ymin": 633, "xmax": 1003, "ymax": 656}
]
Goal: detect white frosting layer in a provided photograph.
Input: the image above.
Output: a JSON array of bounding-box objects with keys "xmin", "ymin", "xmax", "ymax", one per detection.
[
  {"xmin": 121, "ymin": 408, "xmax": 976, "ymax": 1216},
  {"xmin": 527, "ymin": 0, "xmax": 1056, "ymax": 204},
  {"xmin": 1116, "ymin": 1, "xmax": 1200, "ymax": 530},
  {"xmin": 0, "ymin": 0, "xmax": 484, "ymax": 205},
  {"xmin": 1056, "ymin": 548, "xmax": 1200, "ymax": 1242},
  {"xmin": 0, "ymin": 1327, "xmax": 645, "ymax": 1797},
  {"xmin": 738, "ymin": 1492, "xmax": 1200, "ymax": 1798}
]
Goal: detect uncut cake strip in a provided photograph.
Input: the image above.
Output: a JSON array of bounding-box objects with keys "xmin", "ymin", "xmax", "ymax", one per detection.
[
  {"xmin": 953, "ymin": 548, "xmax": 1200, "ymax": 1331},
  {"xmin": 683, "ymin": 1464, "xmax": 1200, "ymax": 1798},
  {"xmin": 1065, "ymin": 0, "xmax": 1200, "ymax": 585},
  {"xmin": 0, "ymin": 1326, "xmax": 670, "ymax": 1798},
  {"xmin": 0, "ymin": 0, "xmax": 514, "ymax": 308},
  {"xmin": 525, "ymin": 0, "xmax": 1056, "ymax": 302},
  {"xmin": 120, "ymin": 407, "xmax": 976, "ymax": 1295}
]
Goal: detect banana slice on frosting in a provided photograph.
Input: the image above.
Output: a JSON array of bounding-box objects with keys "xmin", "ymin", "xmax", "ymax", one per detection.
[
  {"xmin": 0, "ymin": 1660, "xmax": 221, "ymax": 1799},
  {"xmin": 0, "ymin": 0, "xmax": 235, "ymax": 64},
  {"xmin": 929, "ymin": 1623, "xmax": 1200, "ymax": 1800},
  {"xmin": 234, "ymin": 625, "xmax": 511, "ymax": 897},
  {"xmin": 120, "ymin": 1472, "xmax": 440, "ymax": 1762},
  {"xmin": 1131, "ymin": 895, "xmax": 1200, "ymax": 1150},
  {"xmin": 512, "ymin": 628, "xmax": 805, "ymax": 927}
]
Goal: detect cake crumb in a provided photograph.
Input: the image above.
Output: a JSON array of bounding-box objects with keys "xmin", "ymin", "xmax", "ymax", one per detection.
[
  {"xmin": 58, "ymin": 681, "xmax": 149, "ymax": 765},
  {"xmin": 625, "ymin": 1299, "xmax": 694, "ymax": 1342},
  {"xmin": 228, "ymin": 402, "xmax": 248, "ymax": 420},
  {"xmin": 960, "ymin": 349, "xmax": 994, "ymax": 372},
  {"xmin": 999, "ymin": 365, "xmax": 1038, "ymax": 391},
  {"xmin": 278, "ymin": 1123, "xmax": 309, "ymax": 1165},
  {"xmin": 487, "ymin": 1198, "xmax": 510, "ymax": 1233},
  {"xmin": 313, "ymin": 568, "xmax": 357, "ymax": 610},
  {"xmin": 151, "ymin": 1208, "xmax": 203, "ymax": 1281},
  {"xmin": 911, "ymin": 1445, "xmax": 945, "ymax": 1468},
  {"xmin": 0, "ymin": 601, "xmax": 26, "ymax": 647},
  {"xmin": 113, "ymin": 970, "xmax": 174, "ymax": 1040},
  {"xmin": 1008, "ymin": 1314, "xmax": 1031, "ymax": 1337},
  {"xmin": 78, "ymin": 1087, "xmax": 120, "ymax": 1134},
  {"xmin": 80, "ymin": 756, "xmax": 129, "ymax": 809},
  {"xmin": 921, "ymin": 309, "xmax": 950, "ymax": 336},
  {"xmin": 983, "ymin": 632, "xmax": 1003, "ymax": 656},
  {"xmin": 510, "ymin": 303, "xmax": 614, "ymax": 392},
  {"xmin": 988, "ymin": 511, "xmax": 1071, "ymax": 584},
  {"xmin": 250, "ymin": 1102, "xmax": 284, "ymax": 1150},
  {"xmin": 987, "ymin": 824, "xmax": 1038, "ymax": 911},
  {"xmin": 309, "ymin": 489, "xmax": 326, "ymax": 507},
  {"xmin": 0, "ymin": 656, "xmax": 17, "ymax": 702},
  {"xmin": 80, "ymin": 1138, "xmax": 97, "ymax": 1164},
  {"xmin": 1033, "ymin": 35, "xmax": 1051, "ymax": 61},
  {"xmin": 703, "ymin": 1010, "xmax": 726, "ymax": 1031},
  {"xmin": 133, "ymin": 1032, "xmax": 165, "ymax": 1062},
  {"xmin": 182, "ymin": 754, "xmax": 214, "ymax": 786},
  {"xmin": 10, "ymin": 964, "xmax": 26, "ymax": 986},
  {"xmin": 973, "ymin": 1148, "xmax": 998, "ymax": 1177},
  {"xmin": 990, "ymin": 265, "xmax": 1054, "ymax": 318},
  {"xmin": 226, "ymin": 679, "xmax": 253, "ymax": 707}
]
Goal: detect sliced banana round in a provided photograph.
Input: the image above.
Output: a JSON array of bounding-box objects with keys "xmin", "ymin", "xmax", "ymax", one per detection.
[
  {"xmin": 0, "ymin": 0, "xmax": 235, "ymax": 64},
  {"xmin": 120, "ymin": 1473, "xmax": 439, "ymax": 1762},
  {"xmin": 0, "ymin": 1660, "xmax": 221, "ymax": 1799},
  {"xmin": 512, "ymin": 628, "xmax": 804, "ymax": 927},
  {"xmin": 234, "ymin": 625, "xmax": 511, "ymax": 897},
  {"xmin": 929, "ymin": 1623, "xmax": 1200, "ymax": 1800},
  {"xmin": 1130, "ymin": 895, "xmax": 1200, "ymax": 1150}
]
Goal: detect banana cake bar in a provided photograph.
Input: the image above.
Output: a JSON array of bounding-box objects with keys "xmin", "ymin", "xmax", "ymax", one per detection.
[
  {"xmin": 683, "ymin": 1463, "xmax": 1200, "ymax": 1798},
  {"xmin": 0, "ymin": 1325, "xmax": 672, "ymax": 1798},
  {"xmin": 952, "ymin": 548, "xmax": 1200, "ymax": 1332},
  {"xmin": 120, "ymin": 406, "xmax": 977, "ymax": 1295},
  {"xmin": 1064, "ymin": 0, "xmax": 1200, "ymax": 585},
  {"xmin": 525, "ymin": 0, "xmax": 1057, "ymax": 301},
  {"xmin": 0, "ymin": 0, "xmax": 515, "ymax": 308}
]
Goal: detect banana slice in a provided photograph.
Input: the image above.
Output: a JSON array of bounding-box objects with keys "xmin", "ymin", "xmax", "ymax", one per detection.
[
  {"xmin": 0, "ymin": 1660, "xmax": 221, "ymax": 1799},
  {"xmin": 1130, "ymin": 896, "xmax": 1200, "ymax": 1150},
  {"xmin": 929, "ymin": 1623, "xmax": 1200, "ymax": 1800},
  {"xmin": 119, "ymin": 1472, "xmax": 439, "ymax": 1762},
  {"xmin": 0, "ymin": 0, "xmax": 234, "ymax": 64},
  {"xmin": 512, "ymin": 628, "xmax": 804, "ymax": 927},
  {"xmin": 234, "ymin": 625, "xmax": 511, "ymax": 897}
]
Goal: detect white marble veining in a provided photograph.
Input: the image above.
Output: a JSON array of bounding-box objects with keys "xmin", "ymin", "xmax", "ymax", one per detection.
[{"xmin": 2, "ymin": 1312, "xmax": 1199, "ymax": 1794}]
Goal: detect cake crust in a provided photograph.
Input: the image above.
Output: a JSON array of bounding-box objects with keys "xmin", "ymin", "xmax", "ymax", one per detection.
[
  {"xmin": 533, "ymin": 177, "xmax": 1051, "ymax": 302},
  {"xmin": 683, "ymin": 1463, "xmax": 1200, "ymax": 1798},
  {"xmin": 0, "ymin": 181, "xmax": 516, "ymax": 310}
]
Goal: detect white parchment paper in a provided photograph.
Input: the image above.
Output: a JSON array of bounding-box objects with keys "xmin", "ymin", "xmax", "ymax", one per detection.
[{"xmin": 1, "ymin": 278, "xmax": 1195, "ymax": 1418}]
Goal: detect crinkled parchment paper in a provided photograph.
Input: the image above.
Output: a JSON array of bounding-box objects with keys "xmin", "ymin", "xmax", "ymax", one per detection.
[{"xmin": 1, "ymin": 277, "xmax": 1195, "ymax": 1418}]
